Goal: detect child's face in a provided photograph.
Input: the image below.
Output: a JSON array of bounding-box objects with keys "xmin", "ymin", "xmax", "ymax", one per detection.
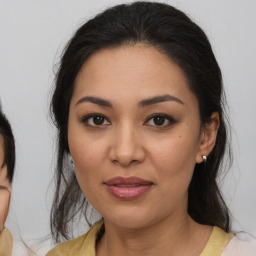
[{"xmin": 0, "ymin": 136, "xmax": 11, "ymax": 230}]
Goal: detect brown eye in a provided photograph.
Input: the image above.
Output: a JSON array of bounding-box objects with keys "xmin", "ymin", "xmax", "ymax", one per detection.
[
  {"xmin": 92, "ymin": 116, "xmax": 105, "ymax": 125},
  {"xmin": 145, "ymin": 114, "xmax": 176, "ymax": 128},
  {"xmin": 82, "ymin": 114, "xmax": 110, "ymax": 127},
  {"xmin": 153, "ymin": 116, "xmax": 166, "ymax": 126}
]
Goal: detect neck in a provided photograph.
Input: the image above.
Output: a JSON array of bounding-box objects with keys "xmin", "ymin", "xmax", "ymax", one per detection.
[{"xmin": 96, "ymin": 212, "xmax": 212, "ymax": 256}]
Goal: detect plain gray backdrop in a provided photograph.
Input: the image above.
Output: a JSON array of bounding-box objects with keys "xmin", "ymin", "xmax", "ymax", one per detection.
[{"xmin": 0, "ymin": 0, "xmax": 255, "ymax": 255}]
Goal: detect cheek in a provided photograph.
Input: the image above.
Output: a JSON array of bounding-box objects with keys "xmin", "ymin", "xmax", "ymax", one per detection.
[
  {"xmin": 68, "ymin": 116, "xmax": 105, "ymax": 171},
  {"xmin": 147, "ymin": 137, "xmax": 197, "ymax": 213},
  {"xmin": 149, "ymin": 133, "xmax": 198, "ymax": 187},
  {"xmin": 68, "ymin": 130, "xmax": 109, "ymax": 198},
  {"xmin": 69, "ymin": 137, "xmax": 105, "ymax": 174},
  {"xmin": 0, "ymin": 166, "xmax": 11, "ymax": 189},
  {"xmin": 72, "ymin": 143, "xmax": 103, "ymax": 169}
]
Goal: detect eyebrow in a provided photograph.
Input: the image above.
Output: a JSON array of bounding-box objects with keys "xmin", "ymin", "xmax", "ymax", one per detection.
[
  {"xmin": 75, "ymin": 96, "xmax": 113, "ymax": 108},
  {"xmin": 75, "ymin": 94, "xmax": 184, "ymax": 108},
  {"xmin": 139, "ymin": 94, "xmax": 184, "ymax": 107}
]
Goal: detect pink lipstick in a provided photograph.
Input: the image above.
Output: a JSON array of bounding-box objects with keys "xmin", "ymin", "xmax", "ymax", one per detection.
[{"xmin": 104, "ymin": 176, "xmax": 153, "ymax": 200}]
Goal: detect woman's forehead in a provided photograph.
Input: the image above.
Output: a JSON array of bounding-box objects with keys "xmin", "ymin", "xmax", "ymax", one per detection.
[{"xmin": 72, "ymin": 45, "xmax": 194, "ymax": 106}]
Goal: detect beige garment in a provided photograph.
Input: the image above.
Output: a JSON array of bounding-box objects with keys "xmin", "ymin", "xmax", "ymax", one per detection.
[
  {"xmin": 0, "ymin": 228, "xmax": 13, "ymax": 256},
  {"xmin": 47, "ymin": 220, "xmax": 234, "ymax": 256}
]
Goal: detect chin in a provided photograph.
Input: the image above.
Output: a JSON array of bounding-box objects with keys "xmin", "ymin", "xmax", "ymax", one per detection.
[
  {"xmin": 107, "ymin": 217, "xmax": 149, "ymax": 230},
  {"xmin": 102, "ymin": 207, "xmax": 156, "ymax": 230}
]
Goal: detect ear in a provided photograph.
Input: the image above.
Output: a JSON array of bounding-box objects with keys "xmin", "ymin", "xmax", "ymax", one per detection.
[{"xmin": 196, "ymin": 112, "xmax": 220, "ymax": 163}]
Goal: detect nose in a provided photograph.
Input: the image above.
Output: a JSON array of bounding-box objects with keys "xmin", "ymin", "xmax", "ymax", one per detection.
[{"xmin": 108, "ymin": 123, "xmax": 146, "ymax": 167}]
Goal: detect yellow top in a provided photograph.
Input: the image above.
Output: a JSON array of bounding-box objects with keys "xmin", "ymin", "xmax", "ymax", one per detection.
[
  {"xmin": 200, "ymin": 226, "xmax": 234, "ymax": 256},
  {"xmin": 47, "ymin": 220, "xmax": 234, "ymax": 256},
  {"xmin": 0, "ymin": 228, "xmax": 13, "ymax": 256}
]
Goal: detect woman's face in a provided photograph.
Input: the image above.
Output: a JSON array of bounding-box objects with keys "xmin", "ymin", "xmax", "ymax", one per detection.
[{"xmin": 68, "ymin": 45, "xmax": 216, "ymax": 229}]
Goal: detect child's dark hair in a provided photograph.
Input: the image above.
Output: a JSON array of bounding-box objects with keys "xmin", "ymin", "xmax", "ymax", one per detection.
[{"xmin": 0, "ymin": 105, "xmax": 15, "ymax": 182}]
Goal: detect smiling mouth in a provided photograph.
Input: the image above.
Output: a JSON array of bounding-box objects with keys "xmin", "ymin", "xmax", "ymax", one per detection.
[{"xmin": 104, "ymin": 176, "xmax": 153, "ymax": 200}]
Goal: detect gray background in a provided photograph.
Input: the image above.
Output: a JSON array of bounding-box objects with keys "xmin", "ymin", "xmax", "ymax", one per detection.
[{"xmin": 0, "ymin": 0, "xmax": 255, "ymax": 255}]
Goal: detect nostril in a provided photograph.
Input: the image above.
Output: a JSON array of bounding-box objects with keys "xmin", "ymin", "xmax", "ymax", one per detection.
[
  {"xmin": 108, "ymin": 129, "xmax": 146, "ymax": 166},
  {"xmin": 109, "ymin": 147, "xmax": 146, "ymax": 167}
]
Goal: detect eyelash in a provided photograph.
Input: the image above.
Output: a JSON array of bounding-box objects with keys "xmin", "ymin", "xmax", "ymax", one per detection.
[
  {"xmin": 144, "ymin": 113, "xmax": 176, "ymax": 128},
  {"xmin": 81, "ymin": 113, "xmax": 176, "ymax": 128},
  {"xmin": 81, "ymin": 113, "xmax": 111, "ymax": 127}
]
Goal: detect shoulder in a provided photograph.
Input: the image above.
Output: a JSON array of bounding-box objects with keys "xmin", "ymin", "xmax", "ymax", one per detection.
[
  {"xmin": 222, "ymin": 231, "xmax": 256, "ymax": 256},
  {"xmin": 0, "ymin": 228, "xmax": 13, "ymax": 255},
  {"xmin": 46, "ymin": 233, "xmax": 88, "ymax": 256},
  {"xmin": 46, "ymin": 220, "xmax": 103, "ymax": 256},
  {"xmin": 200, "ymin": 226, "xmax": 234, "ymax": 256}
]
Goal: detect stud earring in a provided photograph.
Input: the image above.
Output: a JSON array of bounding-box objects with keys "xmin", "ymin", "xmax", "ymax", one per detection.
[
  {"xmin": 69, "ymin": 154, "xmax": 74, "ymax": 168},
  {"xmin": 202, "ymin": 155, "xmax": 207, "ymax": 162}
]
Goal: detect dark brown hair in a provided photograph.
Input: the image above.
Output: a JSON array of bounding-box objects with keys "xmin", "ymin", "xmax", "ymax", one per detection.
[
  {"xmin": 50, "ymin": 1, "xmax": 231, "ymax": 243},
  {"xmin": 0, "ymin": 105, "xmax": 15, "ymax": 183}
]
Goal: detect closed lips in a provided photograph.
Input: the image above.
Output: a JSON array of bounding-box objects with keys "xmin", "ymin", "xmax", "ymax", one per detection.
[
  {"xmin": 104, "ymin": 176, "xmax": 153, "ymax": 186},
  {"xmin": 104, "ymin": 176, "xmax": 153, "ymax": 200}
]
